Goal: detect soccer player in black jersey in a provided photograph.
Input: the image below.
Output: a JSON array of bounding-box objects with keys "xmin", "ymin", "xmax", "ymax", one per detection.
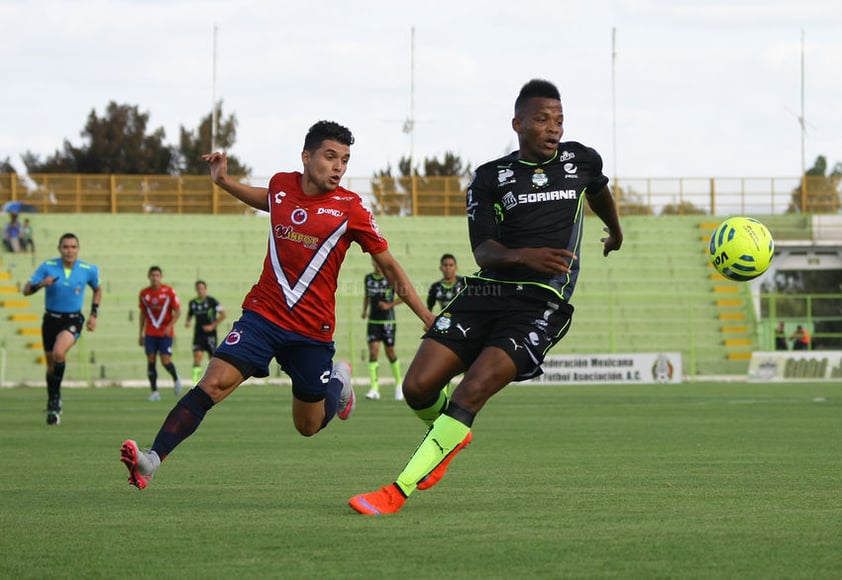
[
  {"xmin": 185, "ymin": 281, "xmax": 226, "ymax": 384},
  {"xmin": 361, "ymin": 261, "xmax": 404, "ymax": 400},
  {"xmin": 350, "ymin": 79, "xmax": 623, "ymax": 515},
  {"xmin": 426, "ymin": 253, "xmax": 466, "ymax": 312}
]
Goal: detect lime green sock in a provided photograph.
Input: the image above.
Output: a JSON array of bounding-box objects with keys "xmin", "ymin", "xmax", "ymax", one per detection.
[
  {"xmin": 412, "ymin": 389, "xmax": 448, "ymax": 428},
  {"xmin": 390, "ymin": 359, "xmax": 402, "ymax": 385},
  {"xmin": 395, "ymin": 414, "xmax": 470, "ymax": 496},
  {"xmin": 368, "ymin": 361, "xmax": 379, "ymax": 392},
  {"xmin": 192, "ymin": 366, "xmax": 202, "ymax": 384}
]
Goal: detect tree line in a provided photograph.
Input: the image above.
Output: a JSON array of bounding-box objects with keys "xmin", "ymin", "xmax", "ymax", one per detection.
[
  {"xmin": 0, "ymin": 101, "xmax": 470, "ymax": 183},
  {"xmin": 1, "ymin": 101, "xmax": 837, "ymax": 214},
  {"xmin": 0, "ymin": 101, "xmax": 250, "ymax": 176}
]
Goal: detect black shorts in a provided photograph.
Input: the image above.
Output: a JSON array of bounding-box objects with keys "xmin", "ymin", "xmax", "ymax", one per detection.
[
  {"xmin": 42, "ymin": 311, "xmax": 85, "ymax": 351},
  {"xmin": 367, "ymin": 322, "xmax": 396, "ymax": 346},
  {"xmin": 192, "ymin": 331, "xmax": 218, "ymax": 355},
  {"xmin": 424, "ymin": 279, "xmax": 573, "ymax": 381}
]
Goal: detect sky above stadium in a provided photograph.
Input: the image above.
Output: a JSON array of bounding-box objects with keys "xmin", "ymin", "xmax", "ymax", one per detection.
[{"xmin": 1, "ymin": 0, "xmax": 840, "ymax": 183}]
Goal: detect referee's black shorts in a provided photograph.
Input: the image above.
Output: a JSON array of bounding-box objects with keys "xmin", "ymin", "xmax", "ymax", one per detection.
[{"xmin": 42, "ymin": 311, "xmax": 85, "ymax": 351}]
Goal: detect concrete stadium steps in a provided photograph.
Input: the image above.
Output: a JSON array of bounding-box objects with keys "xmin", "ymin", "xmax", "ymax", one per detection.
[
  {"xmin": 566, "ymin": 215, "xmax": 750, "ymax": 375},
  {"xmin": 1, "ymin": 213, "xmax": 774, "ymax": 384}
]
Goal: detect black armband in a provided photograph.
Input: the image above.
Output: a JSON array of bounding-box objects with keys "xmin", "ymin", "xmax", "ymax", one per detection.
[{"xmin": 90, "ymin": 303, "xmax": 100, "ymax": 316}]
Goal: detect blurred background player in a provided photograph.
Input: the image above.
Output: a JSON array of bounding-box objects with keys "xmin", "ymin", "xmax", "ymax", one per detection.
[
  {"xmin": 361, "ymin": 260, "xmax": 404, "ymax": 400},
  {"xmin": 426, "ymin": 254, "xmax": 467, "ymax": 394},
  {"xmin": 427, "ymin": 253, "xmax": 466, "ymax": 312},
  {"xmin": 185, "ymin": 280, "xmax": 226, "ymax": 384},
  {"xmin": 139, "ymin": 266, "xmax": 182, "ymax": 400},
  {"xmin": 22, "ymin": 233, "xmax": 101, "ymax": 425}
]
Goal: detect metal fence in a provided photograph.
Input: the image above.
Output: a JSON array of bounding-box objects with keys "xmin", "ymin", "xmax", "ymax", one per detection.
[{"xmin": 1, "ymin": 173, "xmax": 839, "ymax": 216}]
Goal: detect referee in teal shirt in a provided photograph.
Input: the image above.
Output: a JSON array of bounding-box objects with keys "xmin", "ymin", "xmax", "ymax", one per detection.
[{"xmin": 23, "ymin": 233, "xmax": 101, "ymax": 425}]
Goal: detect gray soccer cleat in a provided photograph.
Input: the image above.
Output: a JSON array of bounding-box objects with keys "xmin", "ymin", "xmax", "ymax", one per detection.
[
  {"xmin": 334, "ymin": 361, "xmax": 355, "ymax": 420},
  {"xmin": 120, "ymin": 440, "xmax": 160, "ymax": 490}
]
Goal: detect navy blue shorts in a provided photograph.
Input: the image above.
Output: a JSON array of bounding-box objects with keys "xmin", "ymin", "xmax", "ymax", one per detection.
[
  {"xmin": 214, "ymin": 310, "xmax": 336, "ymax": 403},
  {"xmin": 144, "ymin": 335, "xmax": 173, "ymax": 356}
]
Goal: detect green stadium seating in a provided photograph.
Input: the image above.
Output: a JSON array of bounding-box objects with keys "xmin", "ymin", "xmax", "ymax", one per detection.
[{"xmin": 0, "ymin": 213, "xmax": 791, "ymax": 385}]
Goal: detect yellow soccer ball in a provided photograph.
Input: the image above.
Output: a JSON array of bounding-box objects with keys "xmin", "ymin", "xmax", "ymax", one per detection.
[{"xmin": 709, "ymin": 217, "xmax": 774, "ymax": 281}]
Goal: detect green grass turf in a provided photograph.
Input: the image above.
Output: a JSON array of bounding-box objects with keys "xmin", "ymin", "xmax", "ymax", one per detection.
[{"xmin": 0, "ymin": 382, "xmax": 839, "ymax": 579}]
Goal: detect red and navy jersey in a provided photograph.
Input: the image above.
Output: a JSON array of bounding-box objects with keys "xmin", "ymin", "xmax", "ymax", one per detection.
[
  {"xmin": 243, "ymin": 172, "xmax": 388, "ymax": 341},
  {"xmin": 466, "ymin": 141, "xmax": 609, "ymax": 302},
  {"xmin": 139, "ymin": 285, "xmax": 181, "ymax": 337}
]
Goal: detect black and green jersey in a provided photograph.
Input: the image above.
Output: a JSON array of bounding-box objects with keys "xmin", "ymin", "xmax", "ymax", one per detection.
[
  {"xmin": 427, "ymin": 276, "xmax": 466, "ymax": 311},
  {"xmin": 466, "ymin": 141, "xmax": 609, "ymax": 302},
  {"xmin": 187, "ymin": 296, "xmax": 222, "ymax": 333},
  {"xmin": 364, "ymin": 273, "xmax": 395, "ymax": 323}
]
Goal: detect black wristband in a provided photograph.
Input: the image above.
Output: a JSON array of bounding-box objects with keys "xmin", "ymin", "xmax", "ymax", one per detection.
[{"xmin": 91, "ymin": 303, "xmax": 100, "ymax": 316}]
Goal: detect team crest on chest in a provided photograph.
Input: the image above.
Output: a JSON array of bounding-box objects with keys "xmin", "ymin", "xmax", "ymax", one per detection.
[
  {"xmin": 291, "ymin": 208, "xmax": 308, "ymax": 224},
  {"xmin": 531, "ymin": 168, "xmax": 548, "ymax": 189}
]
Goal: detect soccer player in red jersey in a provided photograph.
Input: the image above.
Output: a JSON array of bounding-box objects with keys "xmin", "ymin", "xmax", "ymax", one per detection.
[
  {"xmin": 121, "ymin": 120, "xmax": 434, "ymax": 490},
  {"xmin": 138, "ymin": 266, "xmax": 183, "ymax": 401}
]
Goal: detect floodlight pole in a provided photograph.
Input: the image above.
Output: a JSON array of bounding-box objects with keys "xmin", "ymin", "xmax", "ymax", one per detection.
[
  {"xmin": 799, "ymin": 28, "xmax": 806, "ymax": 211},
  {"xmin": 211, "ymin": 24, "xmax": 219, "ymax": 153},
  {"xmin": 408, "ymin": 26, "xmax": 416, "ymax": 171},
  {"xmin": 611, "ymin": 27, "xmax": 618, "ymax": 189},
  {"xmin": 407, "ymin": 26, "xmax": 417, "ymax": 213},
  {"xmin": 800, "ymin": 28, "xmax": 805, "ymax": 178}
]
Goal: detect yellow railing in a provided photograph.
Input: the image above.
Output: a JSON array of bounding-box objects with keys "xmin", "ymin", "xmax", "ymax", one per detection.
[{"xmin": 0, "ymin": 173, "xmax": 838, "ymax": 216}]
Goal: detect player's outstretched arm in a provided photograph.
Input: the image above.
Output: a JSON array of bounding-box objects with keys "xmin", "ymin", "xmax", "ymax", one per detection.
[
  {"xmin": 202, "ymin": 152, "xmax": 269, "ymax": 212},
  {"xmin": 585, "ymin": 185, "xmax": 623, "ymax": 256},
  {"xmin": 372, "ymin": 249, "xmax": 435, "ymax": 330}
]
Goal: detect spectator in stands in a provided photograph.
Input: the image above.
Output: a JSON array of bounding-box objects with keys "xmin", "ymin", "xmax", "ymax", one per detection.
[
  {"xmin": 120, "ymin": 120, "xmax": 434, "ymax": 491},
  {"xmin": 349, "ymin": 78, "xmax": 623, "ymax": 515},
  {"xmin": 775, "ymin": 321, "xmax": 788, "ymax": 351},
  {"xmin": 427, "ymin": 253, "xmax": 466, "ymax": 312},
  {"xmin": 185, "ymin": 280, "xmax": 226, "ymax": 385},
  {"xmin": 361, "ymin": 260, "xmax": 404, "ymax": 401},
  {"xmin": 22, "ymin": 233, "xmax": 101, "ymax": 425},
  {"xmin": 138, "ymin": 266, "xmax": 183, "ymax": 401},
  {"xmin": 789, "ymin": 325, "xmax": 811, "ymax": 350},
  {"xmin": 2, "ymin": 212, "xmax": 22, "ymax": 252},
  {"xmin": 21, "ymin": 218, "xmax": 35, "ymax": 252}
]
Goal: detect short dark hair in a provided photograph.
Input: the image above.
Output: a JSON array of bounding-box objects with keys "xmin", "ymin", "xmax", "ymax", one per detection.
[
  {"xmin": 303, "ymin": 121, "xmax": 354, "ymax": 152},
  {"xmin": 195, "ymin": 280, "xmax": 206, "ymax": 289},
  {"xmin": 58, "ymin": 233, "xmax": 78, "ymax": 245},
  {"xmin": 148, "ymin": 266, "xmax": 162, "ymax": 276},
  {"xmin": 440, "ymin": 253, "xmax": 456, "ymax": 263},
  {"xmin": 514, "ymin": 79, "xmax": 561, "ymax": 117}
]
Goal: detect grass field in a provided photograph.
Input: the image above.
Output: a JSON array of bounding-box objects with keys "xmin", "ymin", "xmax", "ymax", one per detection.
[{"xmin": 1, "ymin": 382, "xmax": 839, "ymax": 579}]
